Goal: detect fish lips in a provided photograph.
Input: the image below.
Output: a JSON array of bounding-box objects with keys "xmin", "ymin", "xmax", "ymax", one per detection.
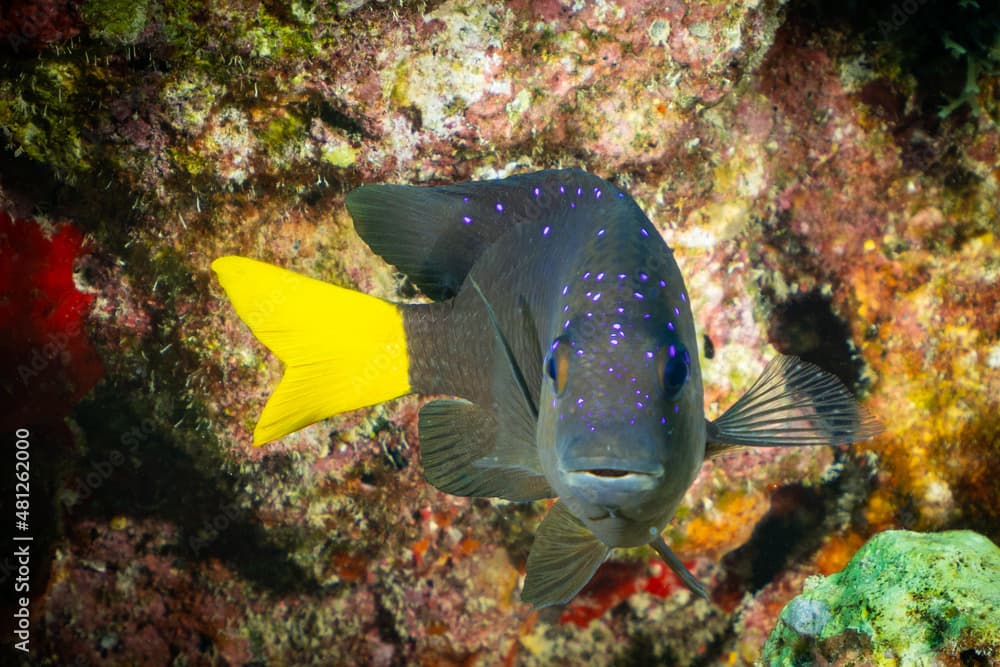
[{"xmin": 559, "ymin": 457, "xmax": 665, "ymax": 509}]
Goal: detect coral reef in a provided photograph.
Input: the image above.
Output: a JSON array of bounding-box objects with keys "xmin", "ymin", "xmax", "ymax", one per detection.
[
  {"xmin": 761, "ymin": 530, "xmax": 1000, "ymax": 665},
  {"xmin": 0, "ymin": 0, "xmax": 997, "ymax": 664}
]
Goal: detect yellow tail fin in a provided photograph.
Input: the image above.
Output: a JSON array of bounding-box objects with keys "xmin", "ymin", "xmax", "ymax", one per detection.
[{"xmin": 211, "ymin": 256, "xmax": 411, "ymax": 446}]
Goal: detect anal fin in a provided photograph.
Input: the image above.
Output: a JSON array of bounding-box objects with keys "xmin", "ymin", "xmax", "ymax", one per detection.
[
  {"xmin": 651, "ymin": 537, "xmax": 708, "ymax": 600},
  {"xmin": 419, "ymin": 399, "xmax": 551, "ymax": 502},
  {"xmin": 522, "ymin": 501, "xmax": 610, "ymax": 608}
]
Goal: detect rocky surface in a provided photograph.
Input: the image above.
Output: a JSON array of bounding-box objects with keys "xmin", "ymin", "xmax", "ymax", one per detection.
[
  {"xmin": 1, "ymin": 0, "xmax": 997, "ymax": 665},
  {"xmin": 762, "ymin": 530, "xmax": 1000, "ymax": 666}
]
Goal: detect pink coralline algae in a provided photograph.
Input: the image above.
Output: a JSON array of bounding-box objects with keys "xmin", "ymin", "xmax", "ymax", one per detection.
[
  {"xmin": 1, "ymin": 1, "xmax": 998, "ymax": 665},
  {"xmin": 0, "ymin": 0, "xmax": 83, "ymax": 50}
]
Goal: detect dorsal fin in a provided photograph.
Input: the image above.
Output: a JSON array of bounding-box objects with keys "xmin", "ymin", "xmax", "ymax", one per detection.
[{"xmin": 345, "ymin": 168, "xmax": 604, "ymax": 300}]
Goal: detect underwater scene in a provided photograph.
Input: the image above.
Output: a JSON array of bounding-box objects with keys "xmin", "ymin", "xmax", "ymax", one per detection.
[{"xmin": 1, "ymin": 1, "xmax": 998, "ymax": 665}]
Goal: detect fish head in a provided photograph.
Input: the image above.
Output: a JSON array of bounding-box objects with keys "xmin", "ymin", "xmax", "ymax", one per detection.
[{"xmin": 537, "ymin": 311, "xmax": 706, "ymax": 547}]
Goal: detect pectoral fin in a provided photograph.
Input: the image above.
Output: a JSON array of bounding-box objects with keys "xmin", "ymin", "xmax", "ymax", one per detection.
[
  {"xmin": 522, "ymin": 501, "xmax": 610, "ymax": 608},
  {"xmin": 419, "ymin": 399, "xmax": 551, "ymax": 502},
  {"xmin": 707, "ymin": 354, "xmax": 882, "ymax": 453}
]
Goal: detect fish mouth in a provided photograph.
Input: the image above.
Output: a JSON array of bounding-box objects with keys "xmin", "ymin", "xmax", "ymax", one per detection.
[
  {"xmin": 561, "ymin": 457, "xmax": 665, "ymax": 479},
  {"xmin": 583, "ymin": 469, "xmax": 634, "ymax": 478},
  {"xmin": 560, "ymin": 458, "xmax": 665, "ymax": 503}
]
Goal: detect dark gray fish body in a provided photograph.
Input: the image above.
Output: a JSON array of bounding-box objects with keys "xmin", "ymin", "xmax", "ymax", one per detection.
[{"xmin": 343, "ymin": 168, "xmax": 881, "ymax": 607}]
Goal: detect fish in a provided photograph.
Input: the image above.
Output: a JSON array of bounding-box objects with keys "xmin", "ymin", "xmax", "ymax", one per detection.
[{"xmin": 211, "ymin": 168, "xmax": 882, "ymax": 608}]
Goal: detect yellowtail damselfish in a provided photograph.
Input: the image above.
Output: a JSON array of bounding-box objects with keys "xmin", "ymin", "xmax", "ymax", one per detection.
[{"xmin": 212, "ymin": 168, "xmax": 881, "ymax": 608}]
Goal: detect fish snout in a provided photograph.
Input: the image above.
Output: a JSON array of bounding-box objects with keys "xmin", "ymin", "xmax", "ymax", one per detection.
[{"xmin": 560, "ymin": 457, "xmax": 664, "ymax": 507}]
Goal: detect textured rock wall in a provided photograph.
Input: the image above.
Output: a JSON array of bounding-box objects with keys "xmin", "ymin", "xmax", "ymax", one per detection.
[{"xmin": 1, "ymin": 1, "xmax": 997, "ymax": 665}]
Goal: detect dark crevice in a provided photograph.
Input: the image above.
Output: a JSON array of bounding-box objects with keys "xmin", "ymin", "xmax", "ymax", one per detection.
[
  {"xmin": 70, "ymin": 383, "xmax": 317, "ymax": 596},
  {"xmin": 716, "ymin": 450, "xmax": 876, "ymax": 598},
  {"xmin": 767, "ymin": 290, "xmax": 863, "ymax": 390}
]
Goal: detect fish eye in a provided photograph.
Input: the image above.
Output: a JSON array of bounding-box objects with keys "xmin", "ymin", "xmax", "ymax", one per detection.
[
  {"xmin": 657, "ymin": 343, "xmax": 690, "ymax": 399},
  {"xmin": 546, "ymin": 336, "xmax": 572, "ymax": 395}
]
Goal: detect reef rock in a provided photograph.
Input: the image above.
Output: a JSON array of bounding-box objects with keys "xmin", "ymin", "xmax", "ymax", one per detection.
[{"xmin": 762, "ymin": 530, "xmax": 1000, "ymax": 666}]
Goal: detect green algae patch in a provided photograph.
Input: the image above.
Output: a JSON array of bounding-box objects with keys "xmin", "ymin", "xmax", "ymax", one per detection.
[
  {"xmin": 81, "ymin": 0, "xmax": 150, "ymax": 45},
  {"xmin": 762, "ymin": 530, "xmax": 1000, "ymax": 666},
  {"xmin": 0, "ymin": 61, "xmax": 92, "ymax": 181}
]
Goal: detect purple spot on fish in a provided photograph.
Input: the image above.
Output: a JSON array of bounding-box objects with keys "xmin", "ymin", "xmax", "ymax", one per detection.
[
  {"xmin": 674, "ymin": 307, "xmax": 680, "ymax": 316},
  {"xmin": 542, "ymin": 225, "xmax": 551, "ymax": 236},
  {"xmin": 563, "ymin": 319, "xmax": 571, "ymax": 329},
  {"xmin": 638, "ymin": 271, "xmax": 649, "ymax": 281},
  {"xmin": 562, "ymin": 284, "xmax": 569, "ymax": 296},
  {"xmin": 680, "ymin": 292, "xmax": 687, "ymax": 302},
  {"xmin": 660, "ymin": 416, "xmax": 667, "ymax": 425},
  {"xmin": 596, "ymin": 228, "xmax": 605, "ymax": 237},
  {"xmin": 592, "ymin": 292, "xmax": 601, "ymax": 302},
  {"xmin": 669, "ymin": 345, "xmax": 676, "ymax": 358},
  {"xmin": 645, "ymin": 351, "xmax": 654, "ymax": 359},
  {"xmin": 560, "ymin": 185, "xmax": 566, "ymax": 194},
  {"xmin": 576, "ymin": 187, "xmax": 582, "ymax": 196},
  {"xmin": 616, "ymin": 307, "xmax": 625, "ymax": 314},
  {"xmin": 629, "ymin": 418, "xmax": 635, "ymax": 425},
  {"xmin": 610, "ymin": 339, "xmax": 619, "ymax": 346},
  {"xmin": 595, "ymin": 188, "xmax": 602, "ymax": 199},
  {"xmin": 571, "ymin": 201, "xmax": 576, "ymax": 209},
  {"xmin": 612, "ymin": 323, "xmax": 622, "ymax": 330},
  {"xmin": 586, "ymin": 312, "xmax": 593, "ymax": 318},
  {"xmin": 643, "ymin": 313, "xmax": 652, "ymax": 320},
  {"xmin": 636, "ymin": 401, "xmax": 644, "ymax": 409},
  {"xmin": 617, "ymin": 273, "xmax": 627, "ymax": 280},
  {"xmin": 463, "ymin": 197, "xmax": 469, "ymax": 202},
  {"xmin": 575, "ymin": 349, "xmax": 584, "ymax": 356},
  {"xmin": 640, "ymin": 228, "xmax": 649, "ymax": 237},
  {"xmin": 576, "ymin": 397, "xmax": 585, "ymax": 407},
  {"xmin": 596, "ymin": 271, "xmax": 605, "ymax": 281},
  {"xmin": 562, "ymin": 304, "xmax": 569, "ymax": 313},
  {"xmin": 583, "ymin": 271, "xmax": 591, "ymax": 280},
  {"xmin": 674, "ymin": 404, "xmax": 680, "ymax": 414},
  {"xmin": 633, "ymin": 291, "xmax": 645, "ymax": 301},
  {"xmin": 551, "ymin": 398, "xmax": 557, "ymax": 408},
  {"xmin": 659, "ymin": 279, "xmax": 667, "ymax": 288},
  {"xmin": 533, "ymin": 187, "xmax": 541, "ymax": 197},
  {"xmin": 496, "ymin": 202, "xmax": 504, "ymax": 212},
  {"xmin": 462, "ymin": 216, "xmax": 472, "ymax": 224},
  {"xmin": 667, "ymin": 322, "xmax": 675, "ymax": 331}
]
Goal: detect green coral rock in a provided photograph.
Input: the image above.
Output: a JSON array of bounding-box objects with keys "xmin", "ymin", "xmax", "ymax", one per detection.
[
  {"xmin": 81, "ymin": 0, "xmax": 150, "ymax": 45},
  {"xmin": 762, "ymin": 530, "xmax": 1000, "ymax": 666}
]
